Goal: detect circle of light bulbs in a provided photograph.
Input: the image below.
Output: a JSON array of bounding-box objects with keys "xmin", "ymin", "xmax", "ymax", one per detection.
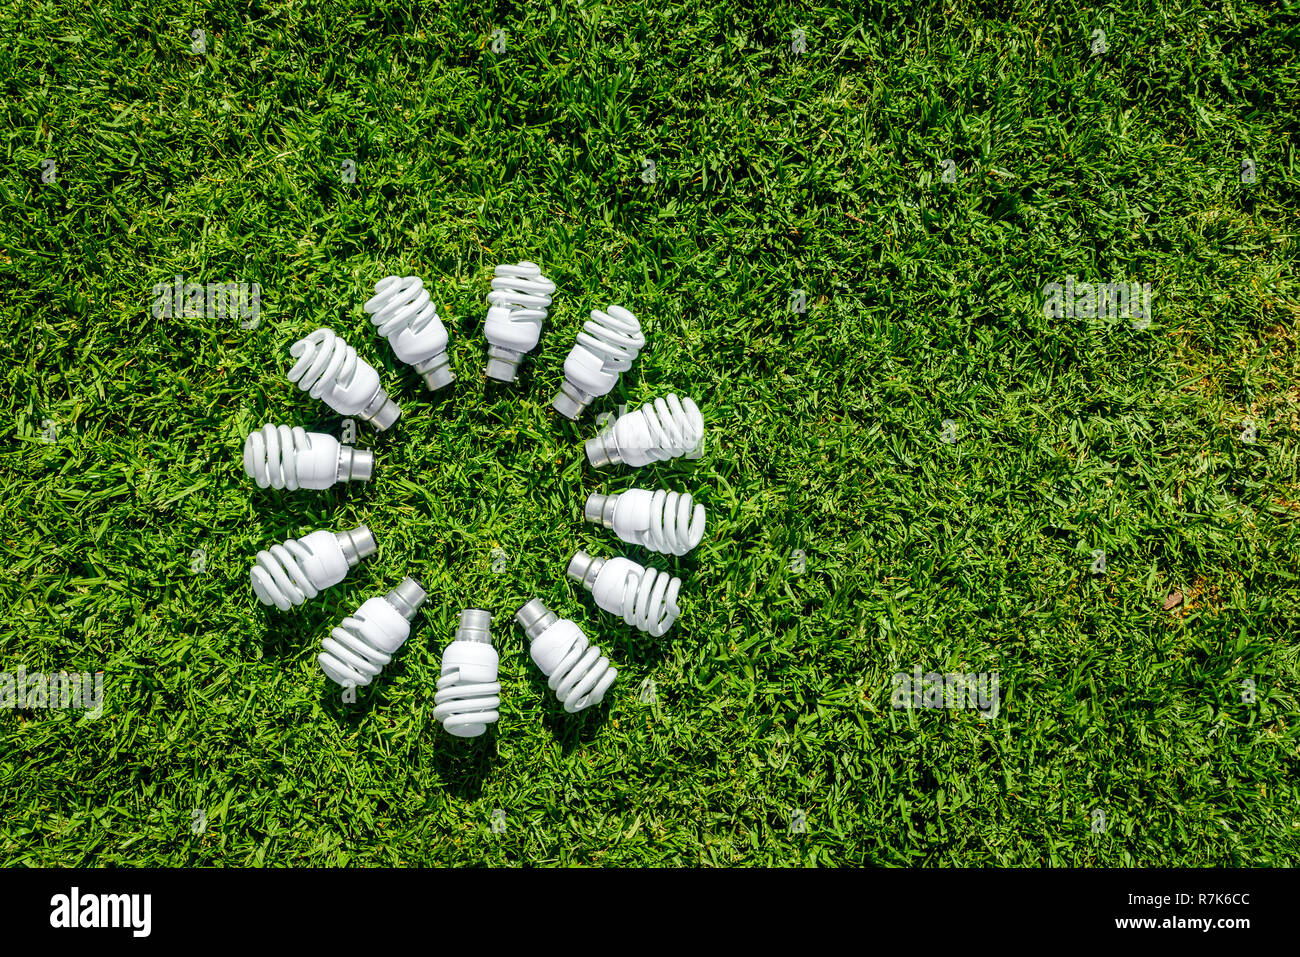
[{"xmin": 242, "ymin": 264, "xmax": 707, "ymax": 739}]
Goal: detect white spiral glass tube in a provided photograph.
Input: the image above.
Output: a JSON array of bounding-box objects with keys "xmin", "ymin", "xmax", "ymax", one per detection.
[
  {"xmin": 251, "ymin": 526, "xmax": 378, "ymax": 611},
  {"xmin": 318, "ymin": 577, "xmax": 427, "ymax": 688},
  {"xmin": 242, "ymin": 424, "xmax": 373, "ymax": 490},
  {"xmin": 585, "ymin": 394, "xmax": 704, "ymax": 468},
  {"xmin": 551, "ymin": 305, "xmax": 645, "ymax": 419},
  {"xmin": 584, "ymin": 488, "xmax": 706, "ymax": 556},
  {"xmin": 364, "ymin": 275, "xmax": 454, "ymax": 391},
  {"xmin": 515, "ymin": 599, "xmax": 617, "ymax": 713},
  {"xmin": 484, "ymin": 261, "xmax": 556, "ymax": 382},
  {"xmin": 433, "ymin": 609, "xmax": 502, "ymax": 737},
  {"xmin": 287, "ymin": 328, "xmax": 401, "ymax": 429},
  {"xmin": 566, "ymin": 550, "xmax": 681, "ymax": 637}
]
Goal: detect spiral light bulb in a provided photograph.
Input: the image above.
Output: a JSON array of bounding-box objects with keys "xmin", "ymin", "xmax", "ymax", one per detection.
[
  {"xmin": 318, "ymin": 577, "xmax": 427, "ymax": 688},
  {"xmin": 250, "ymin": 525, "xmax": 378, "ymax": 611},
  {"xmin": 242, "ymin": 424, "xmax": 373, "ymax": 490},
  {"xmin": 364, "ymin": 275, "xmax": 454, "ymax": 391},
  {"xmin": 566, "ymin": 550, "xmax": 682, "ymax": 637},
  {"xmin": 585, "ymin": 394, "xmax": 704, "ymax": 468},
  {"xmin": 433, "ymin": 609, "xmax": 502, "ymax": 737},
  {"xmin": 584, "ymin": 488, "xmax": 706, "ymax": 556},
  {"xmin": 515, "ymin": 599, "xmax": 617, "ymax": 713},
  {"xmin": 287, "ymin": 328, "xmax": 401, "ymax": 430},
  {"xmin": 484, "ymin": 261, "xmax": 556, "ymax": 382},
  {"xmin": 551, "ymin": 305, "xmax": 645, "ymax": 419}
]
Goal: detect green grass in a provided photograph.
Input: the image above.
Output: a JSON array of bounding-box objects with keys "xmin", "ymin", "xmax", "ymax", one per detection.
[{"xmin": 2, "ymin": 0, "xmax": 1299, "ymax": 866}]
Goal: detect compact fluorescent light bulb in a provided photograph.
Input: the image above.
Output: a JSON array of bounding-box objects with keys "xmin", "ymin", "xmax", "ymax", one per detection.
[
  {"xmin": 433, "ymin": 609, "xmax": 502, "ymax": 737},
  {"xmin": 585, "ymin": 394, "xmax": 704, "ymax": 468},
  {"xmin": 484, "ymin": 261, "xmax": 556, "ymax": 382},
  {"xmin": 287, "ymin": 328, "xmax": 401, "ymax": 430},
  {"xmin": 318, "ymin": 577, "xmax": 427, "ymax": 688},
  {"xmin": 567, "ymin": 550, "xmax": 681, "ymax": 637},
  {"xmin": 250, "ymin": 525, "xmax": 378, "ymax": 610},
  {"xmin": 364, "ymin": 275, "xmax": 454, "ymax": 391},
  {"xmin": 515, "ymin": 598, "xmax": 616, "ymax": 713},
  {"xmin": 551, "ymin": 305, "xmax": 645, "ymax": 419},
  {"xmin": 243, "ymin": 424, "xmax": 372, "ymax": 490},
  {"xmin": 584, "ymin": 488, "xmax": 705, "ymax": 556}
]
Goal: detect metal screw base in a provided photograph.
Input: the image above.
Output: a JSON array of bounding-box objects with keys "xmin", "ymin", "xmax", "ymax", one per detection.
[
  {"xmin": 551, "ymin": 380, "xmax": 594, "ymax": 420},
  {"xmin": 584, "ymin": 432, "xmax": 621, "ymax": 468},
  {"xmin": 361, "ymin": 389, "xmax": 401, "ymax": 431},
  {"xmin": 515, "ymin": 598, "xmax": 558, "ymax": 641},
  {"xmin": 415, "ymin": 352, "xmax": 455, "ymax": 391},
  {"xmin": 337, "ymin": 446, "xmax": 374, "ymax": 482},
  {"xmin": 456, "ymin": 608, "xmax": 493, "ymax": 643},
  {"xmin": 566, "ymin": 550, "xmax": 606, "ymax": 590},
  {"xmin": 387, "ymin": 577, "xmax": 427, "ymax": 620},
  {"xmin": 485, "ymin": 346, "xmax": 522, "ymax": 382},
  {"xmin": 337, "ymin": 525, "xmax": 378, "ymax": 566},
  {"xmin": 584, "ymin": 493, "xmax": 617, "ymax": 528}
]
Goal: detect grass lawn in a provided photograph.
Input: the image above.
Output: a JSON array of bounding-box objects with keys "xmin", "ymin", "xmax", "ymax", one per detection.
[{"xmin": 2, "ymin": 0, "xmax": 1298, "ymax": 866}]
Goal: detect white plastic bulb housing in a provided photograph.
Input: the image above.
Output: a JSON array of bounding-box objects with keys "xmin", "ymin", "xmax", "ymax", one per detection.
[
  {"xmin": 551, "ymin": 305, "xmax": 645, "ymax": 418},
  {"xmin": 319, "ymin": 577, "xmax": 427, "ymax": 688},
  {"xmin": 364, "ymin": 276, "xmax": 454, "ymax": 391},
  {"xmin": 287, "ymin": 328, "xmax": 401, "ymax": 430},
  {"xmin": 586, "ymin": 394, "xmax": 704, "ymax": 468},
  {"xmin": 433, "ymin": 609, "xmax": 502, "ymax": 737},
  {"xmin": 584, "ymin": 488, "xmax": 705, "ymax": 556},
  {"xmin": 515, "ymin": 599, "xmax": 617, "ymax": 713},
  {"xmin": 484, "ymin": 261, "xmax": 556, "ymax": 381},
  {"xmin": 567, "ymin": 550, "xmax": 681, "ymax": 637},
  {"xmin": 243, "ymin": 424, "xmax": 373, "ymax": 490},
  {"xmin": 251, "ymin": 525, "xmax": 378, "ymax": 611}
]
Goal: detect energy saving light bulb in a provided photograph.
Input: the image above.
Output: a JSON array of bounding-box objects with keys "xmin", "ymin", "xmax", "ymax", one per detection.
[
  {"xmin": 250, "ymin": 525, "xmax": 378, "ymax": 611},
  {"xmin": 288, "ymin": 328, "xmax": 401, "ymax": 430},
  {"xmin": 484, "ymin": 261, "xmax": 556, "ymax": 382},
  {"xmin": 318, "ymin": 577, "xmax": 427, "ymax": 688},
  {"xmin": 566, "ymin": 550, "xmax": 681, "ymax": 637},
  {"xmin": 243, "ymin": 423, "xmax": 373, "ymax": 490},
  {"xmin": 433, "ymin": 609, "xmax": 502, "ymax": 737},
  {"xmin": 551, "ymin": 305, "xmax": 645, "ymax": 419},
  {"xmin": 515, "ymin": 599, "xmax": 617, "ymax": 713},
  {"xmin": 364, "ymin": 275, "xmax": 454, "ymax": 391},
  {"xmin": 585, "ymin": 394, "xmax": 704, "ymax": 467},
  {"xmin": 584, "ymin": 488, "xmax": 706, "ymax": 556}
]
